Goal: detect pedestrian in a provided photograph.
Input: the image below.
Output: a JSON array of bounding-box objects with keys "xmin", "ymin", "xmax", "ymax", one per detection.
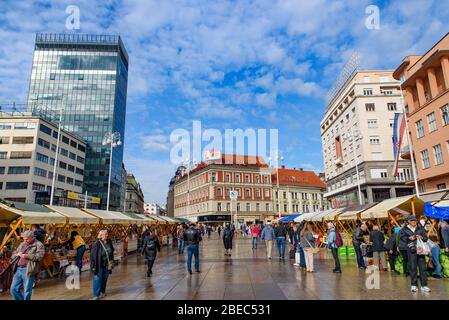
[
  {"xmin": 384, "ymin": 226, "xmax": 401, "ymax": 275},
  {"xmin": 261, "ymin": 222, "xmax": 276, "ymax": 260},
  {"xmin": 274, "ymin": 222, "xmax": 288, "ymax": 261},
  {"xmin": 439, "ymin": 220, "xmax": 449, "ymax": 253},
  {"xmin": 31, "ymin": 224, "xmax": 46, "ymax": 244},
  {"xmin": 327, "ymin": 222, "xmax": 341, "ymax": 273},
  {"xmin": 90, "ymin": 230, "xmax": 114, "ymax": 300},
  {"xmin": 60, "ymin": 230, "xmax": 87, "ymax": 272},
  {"xmin": 183, "ymin": 224, "xmax": 202, "ymax": 274},
  {"xmin": 141, "ymin": 227, "xmax": 161, "ymax": 277},
  {"xmin": 292, "ymin": 224, "xmax": 300, "ymax": 267},
  {"xmin": 427, "ymin": 236, "xmax": 442, "ymax": 279},
  {"xmin": 177, "ymin": 225, "xmax": 185, "ymax": 254},
  {"xmin": 223, "ymin": 223, "xmax": 234, "ymax": 256},
  {"xmin": 397, "ymin": 222, "xmax": 411, "ymax": 277},
  {"xmin": 10, "ymin": 230, "xmax": 45, "ymax": 300},
  {"xmin": 369, "ymin": 225, "xmax": 387, "ymax": 271},
  {"xmin": 300, "ymin": 222, "xmax": 317, "ymax": 273},
  {"xmin": 207, "ymin": 225, "xmax": 212, "ymax": 239},
  {"xmin": 400, "ymin": 215, "xmax": 431, "ymax": 293},
  {"xmin": 250, "ymin": 224, "xmax": 260, "ymax": 249},
  {"xmin": 217, "ymin": 225, "xmax": 222, "ymax": 238},
  {"xmin": 352, "ymin": 220, "xmax": 367, "ymax": 270}
]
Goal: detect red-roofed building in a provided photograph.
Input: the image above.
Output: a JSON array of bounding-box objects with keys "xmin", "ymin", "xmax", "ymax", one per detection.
[{"xmin": 271, "ymin": 166, "xmax": 330, "ymax": 214}]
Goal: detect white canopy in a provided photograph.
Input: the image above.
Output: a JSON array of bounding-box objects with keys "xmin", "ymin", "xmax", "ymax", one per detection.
[
  {"xmin": 294, "ymin": 211, "xmax": 321, "ymax": 223},
  {"xmin": 46, "ymin": 205, "xmax": 99, "ymax": 225},
  {"xmin": 360, "ymin": 195, "xmax": 424, "ymax": 220},
  {"xmin": 435, "ymin": 200, "xmax": 449, "ymax": 207},
  {"xmin": 0, "ymin": 203, "xmax": 66, "ymax": 225},
  {"xmin": 309, "ymin": 209, "xmax": 338, "ymax": 222},
  {"xmin": 322, "ymin": 208, "xmax": 345, "ymax": 221},
  {"xmin": 82, "ymin": 209, "xmax": 137, "ymax": 225}
]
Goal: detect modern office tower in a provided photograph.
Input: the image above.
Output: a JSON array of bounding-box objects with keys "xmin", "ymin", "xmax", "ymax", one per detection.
[
  {"xmin": 320, "ymin": 70, "xmax": 414, "ymax": 207},
  {"xmin": 27, "ymin": 33, "xmax": 129, "ymax": 210}
]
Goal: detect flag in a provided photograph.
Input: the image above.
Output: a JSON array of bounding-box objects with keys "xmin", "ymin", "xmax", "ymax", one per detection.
[{"xmin": 392, "ymin": 112, "xmax": 406, "ymax": 177}]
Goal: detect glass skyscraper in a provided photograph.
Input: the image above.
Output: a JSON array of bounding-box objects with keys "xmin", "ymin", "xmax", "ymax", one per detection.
[{"xmin": 27, "ymin": 33, "xmax": 128, "ymax": 210}]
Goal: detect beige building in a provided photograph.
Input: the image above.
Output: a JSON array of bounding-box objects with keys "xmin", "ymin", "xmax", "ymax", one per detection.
[
  {"xmin": 0, "ymin": 113, "xmax": 86, "ymax": 204},
  {"xmin": 125, "ymin": 174, "xmax": 145, "ymax": 215},
  {"xmin": 320, "ymin": 70, "xmax": 414, "ymax": 207}
]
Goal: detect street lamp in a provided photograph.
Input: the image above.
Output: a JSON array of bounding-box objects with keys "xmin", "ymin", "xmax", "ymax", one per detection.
[
  {"xmin": 341, "ymin": 128, "xmax": 363, "ymax": 205},
  {"xmin": 102, "ymin": 132, "xmax": 122, "ymax": 211},
  {"xmin": 269, "ymin": 151, "xmax": 284, "ymax": 218}
]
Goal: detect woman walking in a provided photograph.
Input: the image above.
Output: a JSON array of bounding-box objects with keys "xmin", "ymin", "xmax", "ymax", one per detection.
[
  {"xmin": 300, "ymin": 222, "xmax": 317, "ymax": 273},
  {"xmin": 141, "ymin": 227, "xmax": 161, "ymax": 277},
  {"xmin": 90, "ymin": 230, "xmax": 114, "ymax": 300},
  {"xmin": 223, "ymin": 223, "xmax": 234, "ymax": 256}
]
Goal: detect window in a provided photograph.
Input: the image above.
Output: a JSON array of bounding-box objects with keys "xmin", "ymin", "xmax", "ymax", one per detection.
[
  {"xmin": 427, "ymin": 112, "xmax": 437, "ymax": 132},
  {"xmin": 36, "ymin": 152, "xmax": 49, "ymax": 163},
  {"xmin": 78, "ymin": 144, "xmax": 85, "ymax": 152},
  {"xmin": 416, "ymin": 120, "xmax": 424, "ymax": 138},
  {"xmin": 0, "ymin": 167, "xmax": 4, "ymax": 174},
  {"xmin": 420, "ymin": 181, "xmax": 426, "ymax": 193},
  {"xmin": 245, "ymin": 175, "xmax": 250, "ymax": 183},
  {"xmin": 32, "ymin": 183, "xmax": 46, "ymax": 191},
  {"xmin": 437, "ymin": 183, "xmax": 446, "ymax": 190},
  {"xmin": 0, "ymin": 137, "xmax": 9, "ymax": 144},
  {"xmin": 76, "ymin": 156, "xmax": 84, "ymax": 164},
  {"xmin": 363, "ymin": 88, "xmax": 373, "ymax": 95},
  {"xmin": 8, "ymin": 166, "xmax": 30, "ymax": 174},
  {"xmin": 66, "ymin": 177, "xmax": 74, "ymax": 185},
  {"xmin": 60, "ymin": 148, "xmax": 68, "ymax": 157},
  {"xmin": 369, "ymin": 136, "xmax": 380, "ymax": 145},
  {"xmin": 217, "ymin": 203, "xmax": 221, "ymax": 211},
  {"xmin": 433, "ymin": 144, "xmax": 444, "ymax": 165},
  {"xmin": 75, "ymin": 180, "xmax": 82, "ymax": 187},
  {"xmin": 387, "ymin": 103, "xmax": 397, "ymax": 111},
  {"xmin": 237, "ymin": 203, "xmax": 240, "ymax": 212},
  {"xmin": 10, "ymin": 151, "xmax": 32, "ymax": 159},
  {"xmin": 51, "ymin": 144, "xmax": 56, "ymax": 152},
  {"xmin": 210, "ymin": 172, "xmax": 216, "ymax": 182},
  {"xmin": 217, "ymin": 188, "xmax": 222, "ymax": 197},
  {"xmin": 34, "ymin": 167, "xmax": 47, "ymax": 177},
  {"xmin": 255, "ymin": 175, "xmax": 260, "ymax": 183},
  {"xmin": 76, "ymin": 168, "xmax": 84, "ymax": 175},
  {"xmin": 5, "ymin": 182, "xmax": 28, "ymax": 190},
  {"xmin": 70, "ymin": 140, "xmax": 77, "ymax": 148},
  {"xmin": 265, "ymin": 189, "xmax": 270, "ymax": 197},
  {"xmin": 264, "ymin": 176, "xmax": 268, "ymax": 184},
  {"xmin": 12, "ymin": 136, "xmax": 34, "ymax": 144},
  {"xmin": 365, "ymin": 103, "xmax": 375, "ymax": 112},
  {"xmin": 50, "ymin": 158, "xmax": 55, "ymax": 166},
  {"xmin": 59, "ymin": 161, "xmax": 67, "ymax": 169},
  {"xmin": 52, "ymin": 130, "xmax": 58, "ymax": 139},
  {"xmin": 382, "ymin": 89, "xmax": 393, "ymax": 95},
  {"xmin": 284, "ymin": 204, "xmax": 288, "ymax": 212},
  {"xmin": 421, "ymin": 149, "xmax": 430, "ymax": 169},
  {"xmin": 39, "ymin": 124, "xmax": 52, "ymax": 135},
  {"xmin": 245, "ymin": 189, "xmax": 250, "ymax": 197},
  {"xmin": 235, "ymin": 174, "xmax": 240, "ymax": 183},
  {"xmin": 442, "ymin": 105, "xmax": 449, "ymax": 126},
  {"xmin": 370, "ymin": 168, "xmax": 387, "ymax": 179},
  {"xmin": 68, "ymin": 164, "xmax": 75, "ymax": 172},
  {"xmin": 256, "ymin": 189, "xmax": 261, "ymax": 197},
  {"xmin": 57, "ymin": 174, "xmax": 65, "ymax": 183},
  {"xmin": 0, "ymin": 123, "xmax": 12, "ymax": 130},
  {"xmin": 246, "ymin": 203, "xmax": 250, "ymax": 211},
  {"xmin": 38, "ymin": 138, "xmax": 50, "ymax": 149},
  {"xmin": 256, "ymin": 203, "xmax": 260, "ymax": 211},
  {"xmin": 367, "ymin": 119, "xmax": 378, "ymax": 128},
  {"xmin": 266, "ymin": 203, "xmax": 270, "ymax": 211},
  {"xmin": 0, "ymin": 152, "xmax": 6, "ymax": 159},
  {"xmin": 283, "ymin": 192, "xmax": 287, "ymax": 199},
  {"xmin": 61, "ymin": 136, "xmax": 70, "ymax": 144},
  {"xmin": 225, "ymin": 173, "xmax": 230, "ymax": 182},
  {"xmin": 14, "ymin": 122, "xmax": 36, "ymax": 130}
]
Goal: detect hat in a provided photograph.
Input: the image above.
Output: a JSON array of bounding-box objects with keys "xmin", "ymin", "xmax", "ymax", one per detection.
[{"xmin": 407, "ymin": 215, "xmax": 417, "ymax": 222}]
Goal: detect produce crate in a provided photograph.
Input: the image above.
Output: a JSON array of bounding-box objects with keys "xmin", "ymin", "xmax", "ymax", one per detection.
[
  {"xmin": 338, "ymin": 246, "xmax": 347, "ymax": 256},
  {"xmin": 346, "ymin": 246, "xmax": 356, "ymax": 257}
]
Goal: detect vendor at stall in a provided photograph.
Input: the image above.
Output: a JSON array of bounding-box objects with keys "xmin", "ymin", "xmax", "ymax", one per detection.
[{"xmin": 60, "ymin": 231, "xmax": 86, "ymax": 272}]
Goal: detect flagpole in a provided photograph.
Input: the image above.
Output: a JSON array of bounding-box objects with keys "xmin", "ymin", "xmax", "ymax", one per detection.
[{"xmin": 399, "ymin": 84, "xmax": 420, "ymax": 197}]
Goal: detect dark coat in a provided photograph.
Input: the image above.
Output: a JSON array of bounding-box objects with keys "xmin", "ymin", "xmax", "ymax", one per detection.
[
  {"xmin": 33, "ymin": 228, "xmax": 46, "ymax": 244},
  {"xmin": 352, "ymin": 226, "xmax": 365, "ymax": 245},
  {"xmin": 384, "ymin": 234, "xmax": 398, "ymax": 252},
  {"xmin": 274, "ymin": 225, "xmax": 287, "ymax": 238},
  {"xmin": 183, "ymin": 227, "xmax": 201, "ymax": 245},
  {"xmin": 369, "ymin": 230, "xmax": 385, "ymax": 252},
  {"xmin": 141, "ymin": 234, "xmax": 161, "ymax": 260},
  {"xmin": 90, "ymin": 239, "xmax": 114, "ymax": 275},
  {"xmin": 399, "ymin": 224, "xmax": 428, "ymax": 254},
  {"xmin": 397, "ymin": 227, "xmax": 410, "ymax": 250}
]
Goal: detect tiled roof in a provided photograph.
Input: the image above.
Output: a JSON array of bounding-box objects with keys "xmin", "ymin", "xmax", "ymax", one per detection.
[{"xmin": 272, "ymin": 168, "xmax": 325, "ymax": 188}]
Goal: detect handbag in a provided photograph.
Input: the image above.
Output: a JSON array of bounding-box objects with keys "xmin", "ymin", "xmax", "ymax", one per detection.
[
  {"xmin": 416, "ymin": 239, "xmax": 430, "ymax": 256},
  {"xmin": 427, "ymin": 257, "xmax": 435, "ymax": 272},
  {"xmin": 99, "ymin": 240, "xmax": 114, "ymax": 272},
  {"xmin": 304, "ymin": 237, "xmax": 319, "ymax": 254}
]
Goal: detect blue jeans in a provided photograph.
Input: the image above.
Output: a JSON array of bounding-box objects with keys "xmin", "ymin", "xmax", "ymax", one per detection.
[
  {"xmin": 178, "ymin": 239, "xmax": 184, "ymax": 254},
  {"xmin": 297, "ymin": 245, "xmax": 306, "ymax": 268},
  {"xmin": 92, "ymin": 265, "xmax": 109, "ymax": 298},
  {"xmin": 354, "ymin": 243, "xmax": 366, "ymax": 268},
  {"xmin": 186, "ymin": 244, "xmax": 199, "ymax": 273},
  {"xmin": 431, "ymin": 246, "xmax": 442, "ymax": 276},
  {"xmin": 276, "ymin": 236, "xmax": 286, "ymax": 258},
  {"xmin": 252, "ymin": 237, "xmax": 258, "ymax": 249},
  {"xmin": 11, "ymin": 267, "xmax": 35, "ymax": 300},
  {"xmin": 76, "ymin": 245, "xmax": 86, "ymax": 272}
]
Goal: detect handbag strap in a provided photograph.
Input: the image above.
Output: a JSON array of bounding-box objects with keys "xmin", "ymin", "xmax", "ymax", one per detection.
[
  {"xmin": 99, "ymin": 240, "xmax": 111, "ymax": 265},
  {"xmin": 304, "ymin": 236, "xmax": 316, "ymax": 248}
]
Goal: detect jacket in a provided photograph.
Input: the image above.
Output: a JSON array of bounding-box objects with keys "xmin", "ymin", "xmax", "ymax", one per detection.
[
  {"xmin": 384, "ymin": 234, "xmax": 398, "ymax": 252},
  {"xmin": 352, "ymin": 226, "xmax": 365, "ymax": 245},
  {"xmin": 223, "ymin": 226, "xmax": 234, "ymax": 240},
  {"xmin": 141, "ymin": 234, "xmax": 161, "ymax": 260},
  {"xmin": 441, "ymin": 225, "xmax": 449, "ymax": 249},
  {"xmin": 12, "ymin": 240, "xmax": 45, "ymax": 277},
  {"xmin": 399, "ymin": 224, "xmax": 428, "ymax": 253},
  {"xmin": 369, "ymin": 230, "xmax": 385, "ymax": 252},
  {"xmin": 261, "ymin": 226, "xmax": 276, "ymax": 241},
  {"xmin": 33, "ymin": 228, "xmax": 46, "ymax": 244},
  {"xmin": 292, "ymin": 231, "xmax": 300, "ymax": 247},
  {"xmin": 251, "ymin": 226, "xmax": 260, "ymax": 237},
  {"xmin": 300, "ymin": 231, "xmax": 315, "ymax": 248},
  {"xmin": 90, "ymin": 239, "xmax": 114, "ymax": 275},
  {"xmin": 397, "ymin": 227, "xmax": 410, "ymax": 250},
  {"xmin": 275, "ymin": 225, "xmax": 288, "ymax": 238},
  {"xmin": 183, "ymin": 227, "xmax": 201, "ymax": 245},
  {"xmin": 327, "ymin": 229, "xmax": 337, "ymax": 249}
]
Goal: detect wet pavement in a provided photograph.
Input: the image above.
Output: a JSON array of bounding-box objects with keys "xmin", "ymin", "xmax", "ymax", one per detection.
[{"xmin": 2, "ymin": 232, "xmax": 449, "ymax": 300}]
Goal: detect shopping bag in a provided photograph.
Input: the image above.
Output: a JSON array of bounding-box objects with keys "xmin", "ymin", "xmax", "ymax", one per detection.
[{"xmin": 416, "ymin": 239, "xmax": 430, "ymax": 256}]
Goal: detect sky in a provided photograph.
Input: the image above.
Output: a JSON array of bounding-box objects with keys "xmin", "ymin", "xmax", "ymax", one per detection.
[{"xmin": 0, "ymin": 0, "xmax": 448, "ymax": 205}]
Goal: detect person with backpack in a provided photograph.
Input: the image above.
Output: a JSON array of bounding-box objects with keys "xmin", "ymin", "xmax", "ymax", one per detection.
[
  {"xmin": 369, "ymin": 225, "xmax": 387, "ymax": 271},
  {"xmin": 384, "ymin": 226, "xmax": 400, "ymax": 275},
  {"xmin": 141, "ymin": 227, "xmax": 161, "ymax": 277},
  {"xmin": 327, "ymin": 222, "xmax": 341, "ymax": 273},
  {"xmin": 223, "ymin": 223, "xmax": 234, "ymax": 256}
]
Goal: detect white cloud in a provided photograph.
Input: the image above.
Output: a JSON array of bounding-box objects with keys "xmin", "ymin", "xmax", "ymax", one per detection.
[{"xmin": 141, "ymin": 134, "xmax": 171, "ymax": 152}]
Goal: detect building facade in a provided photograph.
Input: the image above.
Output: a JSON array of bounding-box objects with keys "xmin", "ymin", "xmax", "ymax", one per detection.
[
  {"xmin": 393, "ymin": 33, "xmax": 449, "ymax": 193},
  {"xmin": 144, "ymin": 203, "xmax": 163, "ymax": 215},
  {"xmin": 27, "ymin": 33, "xmax": 129, "ymax": 210},
  {"xmin": 173, "ymin": 155, "xmax": 273, "ymax": 225},
  {"xmin": 125, "ymin": 174, "xmax": 145, "ymax": 215},
  {"xmin": 272, "ymin": 167, "xmax": 330, "ymax": 214},
  {"xmin": 0, "ymin": 113, "xmax": 86, "ymax": 205},
  {"xmin": 320, "ymin": 70, "xmax": 414, "ymax": 207}
]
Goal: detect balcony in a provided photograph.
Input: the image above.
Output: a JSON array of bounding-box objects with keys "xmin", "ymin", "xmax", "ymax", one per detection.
[{"xmin": 400, "ymin": 145, "xmax": 411, "ymax": 160}]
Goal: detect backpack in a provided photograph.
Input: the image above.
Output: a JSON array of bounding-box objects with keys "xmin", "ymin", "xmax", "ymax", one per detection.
[{"xmin": 335, "ymin": 231, "xmax": 343, "ymax": 247}]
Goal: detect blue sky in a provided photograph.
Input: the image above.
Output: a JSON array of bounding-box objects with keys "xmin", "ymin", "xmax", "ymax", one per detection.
[{"xmin": 1, "ymin": 0, "xmax": 448, "ymax": 204}]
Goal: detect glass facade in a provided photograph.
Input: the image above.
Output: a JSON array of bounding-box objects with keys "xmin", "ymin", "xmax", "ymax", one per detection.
[{"xmin": 27, "ymin": 33, "xmax": 129, "ymax": 210}]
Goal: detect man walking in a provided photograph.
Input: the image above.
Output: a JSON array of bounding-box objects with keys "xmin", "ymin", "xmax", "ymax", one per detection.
[
  {"xmin": 250, "ymin": 224, "xmax": 260, "ymax": 250},
  {"xmin": 327, "ymin": 222, "xmax": 341, "ymax": 273},
  {"xmin": 274, "ymin": 222, "xmax": 288, "ymax": 261},
  {"xmin": 183, "ymin": 224, "xmax": 202, "ymax": 275},
  {"xmin": 177, "ymin": 225, "xmax": 184, "ymax": 254},
  {"xmin": 261, "ymin": 222, "xmax": 276, "ymax": 260},
  {"xmin": 352, "ymin": 220, "xmax": 367, "ymax": 270},
  {"xmin": 10, "ymin": 230, "xmax": 45, "ymax": 300}
]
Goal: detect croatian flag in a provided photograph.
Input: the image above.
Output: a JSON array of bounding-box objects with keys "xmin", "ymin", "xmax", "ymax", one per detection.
[{"xmin": 392, "ymin": 112, "xmax": 406, "ymax": 177}]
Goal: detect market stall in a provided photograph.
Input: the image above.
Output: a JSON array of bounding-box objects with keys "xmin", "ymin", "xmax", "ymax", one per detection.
[{"xmin": 293, "ymin": 211, "xmax": 321, "ymax": 223}]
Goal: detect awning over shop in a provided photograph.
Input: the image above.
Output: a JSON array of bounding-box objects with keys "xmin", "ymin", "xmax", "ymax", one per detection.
[
  {"xmin": 423, "ymin": 202, "xmax": 449, "ymax": 220},
  {"xmin": 309, "ymin": 209, "xmax": 337, "ymax": 222},
  {"xmin": 158, "ymin": 216, "xmax": 178, "ymax": 224},
  {"xmin": 121, "ymin": 212, "xmax": 146, "ymax": 224},
  {"xmin": 174, "ymin": 217, "xmax": 190, "ymax": 223},
  {"xmin": 0, "ymin": 203, "xmax": 66, "ymax": 225},
  {"xmin": 360, "ymin": 195, "xmax": 424, "ymax": 220},
  {"xmin": 322, "ymin": 208, "xmax": 345, "ymax": 221},
  {"xmin": 435, "ymin": 199, "xmax": 449, "ymax": 207},
  {"xmin": 338, "ymin": 204, "xmax": 376, "ymax": 221},
  {"xmin": 82, "ymin": 209, "xmax": 136, "ymax": 225},
  {"xmin": 279, "ymin": 214, "xmax": 301, "ymax": 223},
  {"xmin": 46, "ymin": 205, "xmax": 99, "ymax": 225},
  {"xmin": 150, "ymin": 215, "xmax": 171, "ymax": 223},
  {"xmin": 294, "ymin": 211, "xmax": 320, "ymax": 223}
]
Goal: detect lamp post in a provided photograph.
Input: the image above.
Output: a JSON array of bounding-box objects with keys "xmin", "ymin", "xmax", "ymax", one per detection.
[
  {"xmin": 102, "ymin": 132, "xmax": 122, "ymax": 211},
  {"xmin": 269, "ymin": 151, "xmax": 284, "ymax": 218},
  {"xmin": 342, "ymin": 128, "xmax": 363, "ymax": 205},
  {"xmin": 50, "ymin": 108, "xmax": 63, "ymax": 206}
]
